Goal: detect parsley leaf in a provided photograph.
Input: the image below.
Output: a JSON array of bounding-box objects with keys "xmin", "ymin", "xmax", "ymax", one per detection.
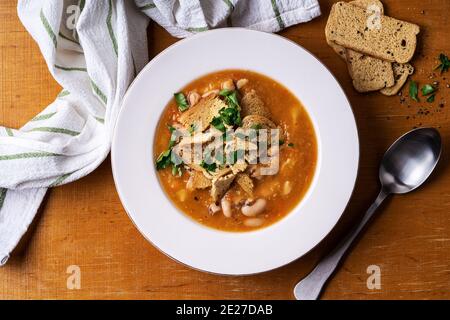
[
  {"xmin": 167, "ymin": 125, "xmax": 178, "ymax": 148},
  {"xmin": 210, "ymin": 89, "xmax": 242, "ymax": 132},
  {"xmin": 156, "ymin": 149, "xmax": 172, "ymax": 170},
  {"xmin": 156, "ymin": 127, "xmax": 184, "ymax": 175},
  {"xmin": 220, "ymin": 107, "xmax": 241, "ymax": 126},
  {"xmin": 219, "ymin": 90, "xmax": 241, "ymax": 122},
  {"xmin": 427, "ymin": 94, "xmax": 435, "ymax": 103},
  {"xmin": 167, "ymin": 124, "xmax": 175, "ymax": 132},
  {"xmin": 211, "ymin": 116, "xmax": 226, "ymax": 132},
  {"xmin": 174, "ymin": 92, "xmax": 189, "ymax": 112},
  {"xmin": 435, "ymin": 53, "xmax": 450, "ymax": 74},
  {"xmin": 220, "ymin": 90, "xmax": 239, "ymax": 109},
  {"xmin": 421, "ymin": 84, "xmax": 436, "ymax": 96},
  {"xmin": 171, "ymin": 164, "xmax": 182, "ymax": 176},
  {"xmin": 409, "ymin": 80, "xmax": 419, "ymax": 102},
  {"xmin": 200, "ymin": 161, "xmax": 217, "ymax": 172},
  {"xmin": 156, "ymin": 149, "xmax": 184, "ymax": 176},
  {"xmin": 288, "ymin": 143, "xmax": 294, "ymax": 147}
]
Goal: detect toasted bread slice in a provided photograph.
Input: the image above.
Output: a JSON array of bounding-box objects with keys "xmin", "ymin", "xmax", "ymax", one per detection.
[
  {"xmin": 381, "ymin": 63, "xmax": 414, "ymax": 96},
  {"xmin": 240, "ymin": 90, "xmax": 271, "ymax": 118},
  {"xmin": 236, "ymin": 173, "xmax": 254, "ymax": 196},
  {"xmin": 242, "ymin": 115, "xmax": 276, "ymax": 130},
  {"xmin": 326, "ymin": 2, "xmax": 419, "ymax": 63},
  {"xmin": 178, "ymin": 96, "xmax": 227, "ymax": 132},
  {"xmin": 346, "ymin": 49, "xmax": 395, "ymax": 92},
  {"xmin": 187, "ymin": 171, "xmax": 211, "ymax": 190},
  {"xmin": 211, "ymin": 171, "xmax": 235, "ymax": 201},
  {"xmin": 327, "ymin": 0, "xmax": 385, "ymax": 60}
]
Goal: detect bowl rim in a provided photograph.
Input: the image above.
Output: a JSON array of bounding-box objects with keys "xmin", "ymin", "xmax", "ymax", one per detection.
[{"xmin": 111, "ymin": 28, "xmax": 360, "ymax": 275}]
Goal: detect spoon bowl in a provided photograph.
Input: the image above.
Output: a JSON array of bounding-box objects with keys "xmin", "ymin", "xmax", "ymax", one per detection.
[
  {"xmin": 380, "ymin": 128, "xmax": 442, "ymax": 194},
  {"xmin": 294, "ymin": 127, "xmax": 442, "ymax": 300}
]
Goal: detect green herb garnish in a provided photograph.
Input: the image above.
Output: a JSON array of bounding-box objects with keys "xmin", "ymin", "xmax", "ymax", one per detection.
[
  {"xmin": 427, "ymin": 94, "xmax": 436, "ymax": 103},
  {"xmin": 219, "ymin": 90, "xmax": 240, "ymax": 110},
  {"xmin": 421, "ymin": 84, "xmax": 436, "ymax": 96},
  {"xmin": 220, "ymin": 107, "xmax": 241, "ymax": 126},
  {"xmin": 156, "ymin": 149, "xmax": 172, "ymax": 170},
  {"xmin": 435, "ymin": 53, "xmax": 450, "ymax": 74},
  {"xmin": 171, "ymin": 164, "xmax": 182, "ymax": 176},
  {"xmin": 218, "ymin": 90, "xmax": 241, "ymax": 125},
  {"xmin": 211, "ymin": 97, "xmax": 242, "ymax": 132},
  {"xmin": 167, "ymin": 125, "xmax": 178, "ymax": 148},
  {"xmin": 288, "ymin": 143, "xmax": 294, "ymax": 147},
  {"xmin": 279, "ymin": 140, "xmax": 285, "ymax": 146},
  {"xmin": 219, "ymin": 89, "xmax": 239, "ymax": 108},
  {"xmin": 211, "ymin": 116, "xmax": 226, "ymax": 132},
  {"xmin": 174, "ymin": 92, "xmax": 189, "ymax": 112},
  {"xmin": 219, "ymin": 89, "xmax": 232, "ymax": 96},
  {"xmin": 200, "ymin": 161, "xmax": 217, "ymax": 172},
  {"xmin": 210, "ymin": 90, "xmax": 242, "ymax": 131},
  {"xmin": 251, "ymin": 124, "xmax": 263, "ymax": 130},
  {"xmin": 409, "ymin": 80, "xmax": 419, "ymax": 102},
  {"xmin": 156, "ymin": 127, "xmax": 184, "ymax": 175},
  {"xmin": 167, "ymin": 124, "xmax": 175, "ymax": 132}
]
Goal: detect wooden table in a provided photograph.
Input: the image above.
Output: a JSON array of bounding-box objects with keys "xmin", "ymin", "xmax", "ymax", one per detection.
[{"xmin": 1, "ymin": 0, "xmax": 450, "ymax": 300}]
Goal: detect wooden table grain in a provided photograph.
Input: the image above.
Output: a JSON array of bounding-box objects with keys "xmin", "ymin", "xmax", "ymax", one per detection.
[{"xmin": 1, "ymin": 0, "xmax": 450, "ymax": 300}]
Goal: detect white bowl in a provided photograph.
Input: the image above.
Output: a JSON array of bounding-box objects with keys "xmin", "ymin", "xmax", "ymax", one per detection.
[{"xmin": 111, "ymin": 28, "xmax": 359, "ymax": 275}]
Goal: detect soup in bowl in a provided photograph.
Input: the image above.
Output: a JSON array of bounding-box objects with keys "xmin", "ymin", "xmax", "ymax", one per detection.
[
  {"xmin": 154, "ymin": 70, "xmax": 317, "ymax": 232},
  {"xmin": 113, "ymin": 29, "xmax": 359, "ymax": 274}
]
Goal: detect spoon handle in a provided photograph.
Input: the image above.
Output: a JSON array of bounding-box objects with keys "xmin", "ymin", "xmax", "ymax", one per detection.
[{"xmin": 293, "ymin": 189, "xmax": 389, "ymax": 300}]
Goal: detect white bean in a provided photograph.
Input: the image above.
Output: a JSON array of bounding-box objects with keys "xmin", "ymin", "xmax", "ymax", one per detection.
[
  {"xmin": 236, "ymin": 78, "xmax": 249, "ymax": 89},
  {"xmin": 202, "ymin": 89, "xmax": 220, "ymax": 98},
  {"xmin": 221, "ymin": 198, "xmax": 232, "ymax": 218},
  {"xmin": 221, "ymin": 79, "xmax": 235, "ymax": 91},
  {"xmin": 208, "ymin": 203, "xmax": 221, "ymax": 215},
  {"xmin": 244, "ymin": 218, "xmax": 264, "ymax": 227},
  {"xmin": 188, "ymin": 91, "xmax": 200, "ymax": 106},
  {"xmin": 241, "ymin": 198, "xmax": 267, "ymax": 217}
]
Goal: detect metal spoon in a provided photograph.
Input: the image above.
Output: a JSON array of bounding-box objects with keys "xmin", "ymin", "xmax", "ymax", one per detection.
[{"xmin": 294, "ymin": 127, "xmax": 442, "ymax": 300}]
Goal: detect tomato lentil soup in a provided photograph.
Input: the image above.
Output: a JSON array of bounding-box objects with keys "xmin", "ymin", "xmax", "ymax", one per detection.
[{"xmin": 154, "ymin": 70, "xmax": 317, "ymax": 232}]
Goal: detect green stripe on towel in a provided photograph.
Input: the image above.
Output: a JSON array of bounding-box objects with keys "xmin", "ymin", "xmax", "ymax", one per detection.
[
  {"xmin": 0, "ymin": 152, "xmax": 60, "ymax": 161},
  {"xmin": 5, "ymin": 128, "xmax": 13, "ymax": 136},
  {"xmin": 270, "ymin": 0, "xmax": 285, "ymax": 29},
  {"xmin": 50, "ymin": 172, "xmax": 72, "ymax": 187},
  {"xmin": 186, "ymin": 26, "xmax": 209, "ymax": 33},
  {"xmin": 57, "ymin": 90, "xmax": 70, "ymax": 98},
  {"xmin": 107, "ymin": 0, "xmax": 118, "ymax": 56},
  {"xmin": 0, "ymin": 188, "xmax": 6, "ymax": 211},
  {"xmin": 138, "ymin": 2, "xmax": 156, "ymax": 10},
  {"xmin": 55, "ymin": 65, "xmax": 87, "ymax": 72},
  {"xmin": 40, "ymin": 8, "xmax": 57, "ymax": 48},
  {"xmin": 28, "ymin": 127, "xmax": 80, "ymax": 136},
  {"xmin": 90, "ymin": 79, "xmax": 108, "ymax": 105},
  {"xmin": 31, "ymin": 112, "xmax": 57, "ymax": 121},
  {"xmin": 58, "ymin": 31, "xmax": 80, "ymax": 45},
  {"xmin": 94, "ymin": 117, "xmax": 105, "ymax": 124}
]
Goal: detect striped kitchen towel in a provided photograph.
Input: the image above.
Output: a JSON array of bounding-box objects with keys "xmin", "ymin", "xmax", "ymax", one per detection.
[{"xmin": 0, "ymin": 0, "xmax": 320, "ymax": 265}]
